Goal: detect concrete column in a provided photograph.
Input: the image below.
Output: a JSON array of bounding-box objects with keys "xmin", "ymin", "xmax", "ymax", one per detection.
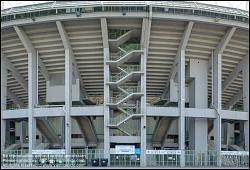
[
  {"xmin": 103, "ymin": 47, "xmax": 110, "ymax": 164},
  {"xmin": 28, "ymin": 52, "xmax": 37, "ymax": 155},
  {"xmin": 243, "ymin": 53, "xmax": 249, "ymax": 151},
  {"xmin": 188, "ymin": 59, "xmax": 208, "ymax": 152},
  {"xmin": 1, "ymin": 55, "xmax": 7, "ymax": 150},
  {"xmin": 140, "ymin": 47, "xmax": 147, "ymax": 167},
  {"xmin": 101, "ymin": 18, "xmax": 111, "ymax": 165},
  {"xmin": 19, "ymin": 121, "xmax": 25, "ymax": 147},
  {"xmin": 178, "ymin": 50, "xmax": 185, "ymax": 167},
  {"xmin": 223, "ymin": 123, "xmax": 231, "ymax": 148},
  {"xmin": 61, "ymin": 116, "xmax": 65, "ymax": 147},
  {"xmin": 65, "ymin": 49, "xmax": 72, "ymax": 155},
  {"xmin": 212, "ymin": 52, "xmax": 222, "ymax": 166}
]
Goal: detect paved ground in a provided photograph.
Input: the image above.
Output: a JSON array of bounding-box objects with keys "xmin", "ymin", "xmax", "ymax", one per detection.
[{"xmin": 1, "ymin": 166, "xmax": 249, "ymax": 169}]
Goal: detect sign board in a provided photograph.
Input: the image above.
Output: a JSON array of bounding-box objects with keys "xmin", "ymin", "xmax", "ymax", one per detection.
[
  {"xmin": 135, "ymin": 148, "xmax": 141, "ymax": 155},
  {"xmin": 221, "ymin": 151, "xmax": 249, "ymax": 156},
  {"xmin": 146, "ymin": 150, "xmax": 181, "ymax": 155},
  {"xmin": 32, "ymin": 149, "xmax": 66, "ymax": 155},
  {"xmin": 115, "ymin": 145, "xmax": 135, "ymax": 154}
]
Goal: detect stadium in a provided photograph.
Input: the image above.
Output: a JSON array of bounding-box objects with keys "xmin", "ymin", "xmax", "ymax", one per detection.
[{"xmin": 1, "ymin": 1, "xmax": 249, "ymax": 168}]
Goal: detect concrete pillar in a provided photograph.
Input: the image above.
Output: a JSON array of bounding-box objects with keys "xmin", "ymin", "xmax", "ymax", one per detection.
[
  {"xmin": 188, "ymin": 59, "xmax": 208, "ymax": 152},
  {"xmin": 243, "ymin": 53, "xmax": 249, "ymax": 151},
  {"xmin": 140, "ymin": 47, "xmax": 147, "ymax": 167},
  {"xmin": 65, "ymin": 49, "xmax": 72, "ymax": 155},
  {"xmin": 28, "ymin": 52, "xmax": 37, "ymax": 155},
  {"xmin": 18, "ymin": 121, "xmax": 26, "ymax": 147},
  {"xmin": 103, "ymin": 47, "xmax": 110, "ymax": 164},
  {"xmin": 61, "ymin": 116, "xmax": 65, "ymax": 147},
  {"xmin": 223, "ymin": 123, "xmax": 231, "ymax": 148},
  {"xmin": 178, "ymin": 50, "xmax": 185, "ymax": 167},
  {"xmin": 212, "ymin": 52, "xmax": 222, "ymax": 166},
  {"xmin": 101, "ymin": 18, "xmax": 111, "ymax": 165},
  {"xmin": 1, "ymin": 54, "xmax": 7, "ymax": 150}
]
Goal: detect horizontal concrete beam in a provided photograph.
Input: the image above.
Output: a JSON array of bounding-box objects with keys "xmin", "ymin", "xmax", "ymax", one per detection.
[
  {"xmin": 71, "ymin": 106, "xmax": 104, "ymax": 116},
  {"xmin": 185, "ymin": 108, "xmax": 216, "ymax": 118},
  {"xmin": 34, "ymin": 107, "xmax": 65, "ymax": 117},
  {"xmin": 2, "ymin": 106, "xmax": 248, "ymax": 121},
  {"xmin": 147, "ymin": 107, "xmax": 179, "ymax": 117},
  {"xmin": 221, "ymin": 110, "xmax": 248, "ymax": 120},
  {"xmin": 110, "ymin": 136, "xmax": 140, "ymax": 143},
  {"xmin": 2, "ymin": 106, "xmax": 104, "ymax": 119},
  {"xmin": 2, "ymin": 13, "xmax": 248, "ymax": 30},
  {"xmin": 146, "ymin": 107, "xmax": 248, "ymax": 120},
  {"xmin": 2, "ymin": 109, "xmax": 28, "ymax": 119}
]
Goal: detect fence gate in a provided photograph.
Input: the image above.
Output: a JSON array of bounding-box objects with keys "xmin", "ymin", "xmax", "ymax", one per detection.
[
  {"xmin": 146, "ymin": 150, "xmax": 181, "ymax": 167},
  {"xmin": 110, "ymin": 154, "xmax": 140, "ymax": 167}
]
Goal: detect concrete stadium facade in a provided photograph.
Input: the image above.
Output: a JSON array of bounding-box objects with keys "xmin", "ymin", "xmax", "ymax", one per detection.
[{"xmin": 1, "ymin": 1, "xmax": 249, "ymax": 168}]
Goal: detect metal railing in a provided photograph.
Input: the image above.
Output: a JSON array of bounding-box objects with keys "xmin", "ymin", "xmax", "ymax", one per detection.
[
  {"xmin": 110, "ymin": 113, "xmax": 128, "ymax": 125},
  {"xmin": 185, "ymin": 150, "xmax": 217, "ymax": 167},
  {"xmin": 110, "ymin": 92, "xmax": 128, "ymax": 104},
  {"xmin": 110, "ymin": 65, "xmax": 140, "ymax": 82},
  {"xmin": 120, "ymin": 44, "xmax": 143, "ymax": 53},
  {"xmin": 146, "ymin": 150, "xmax": 249, "ymax": 167},
  {"xmin": 1, "ymin": 149, "xmax": 105, "ymax": 167},
  {"xmin": 110, "ymin": 154, "xmax": 140, "ymax": 167},
  {"xmin": 121, "ymin": 65, "xmax": 141, "ymax": 73},
  {"xmin": 2, "ymin": 2, "xmax": 248, "ymax": 23},
  {"xmin": 120, "ymin": 85, "xmax": 141, "ymax": 94},
  {"xmin": 109, "ymin": 30, "xmax": 129, "ymax": 39},
  {"xmin": 110, "ymin": 71, "xmax": 127, "ymax": 82},
  {"xmin": 146, "ymin": 153, "xmax": 180, "ymax": 167},
  {"xmin": 119, "ymin": 121, "xmax": 139, "ymax": 136},
  {"xmin": 1, "ymin": 149, "xmax": 248, "ymax": 167},
  {"xmin": 110, "ymin": 50, "xmax": 126, "ymax": 61},
  {"xmin": 221, "ymin": 154, "xmax": 249, "ymax": 167}
]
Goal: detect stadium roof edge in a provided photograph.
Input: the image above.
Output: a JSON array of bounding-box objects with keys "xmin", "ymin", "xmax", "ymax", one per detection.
[{"xmin": 1, "ymin": 1, "xmax": 249, "ymax": 18}]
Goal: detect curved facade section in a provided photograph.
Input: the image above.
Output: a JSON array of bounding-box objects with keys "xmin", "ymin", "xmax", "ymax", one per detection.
[{"xmin": 1, "ymin": 1, "xmax": 249, "ymax": 168}]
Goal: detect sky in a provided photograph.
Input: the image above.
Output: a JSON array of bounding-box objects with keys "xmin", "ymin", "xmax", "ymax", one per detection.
[{"xmin": 1, "ymin": 1, "xmax": 249, "ymax": 11}]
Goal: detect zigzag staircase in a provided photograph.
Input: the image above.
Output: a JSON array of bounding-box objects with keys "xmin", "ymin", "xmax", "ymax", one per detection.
[{"xmin": 106, "ymin": 29, "xmax": 143, "ymax": 136}]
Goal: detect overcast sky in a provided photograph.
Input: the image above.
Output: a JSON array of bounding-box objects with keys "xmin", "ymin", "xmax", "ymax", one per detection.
[{"xmin": 1, "ymin": 1, "xmax": 249, "ymax": 11}]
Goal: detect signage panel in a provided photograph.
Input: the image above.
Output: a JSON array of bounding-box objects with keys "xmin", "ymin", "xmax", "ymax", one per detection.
[
  {"xmin": 146, "ymin": 150, "xmax": 181, "ymax": 155},
  {"xmin": 221, "ymin": 151, "xmax": 249, "ymax": 156},
  {"xmin": 115, "ymin": 145, "xmax": 135, "ymax": 154},
  {"xmin": 32, "ymin": 149, "xmax": 66, "ymax": 155},
  {"xmin": 135, "ymin": 148, "xmax": 141, "ymax": 155}
]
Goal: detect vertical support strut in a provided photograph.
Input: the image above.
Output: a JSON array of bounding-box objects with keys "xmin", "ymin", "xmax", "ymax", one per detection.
[
  {"xmin": 1, "ymin": 54, "xmax": 7, "ymax": 150},
  {"xmin": 28, "ymin": 51, "xmax": 37, "ymax": 159},
  {"xmin": 140, "ymin": 6, "xmax": 152, "ymax": 165},
  {"xmin": 101, "ymin": 18, "xmax": 111, "ymax": 165},
  {"xmin": 212, "ymin": 51, "xmax": 222, "ymax": 166},
  {"xmin": 243, "ymin": 53, "xmax": 249, "ymax": 151},
  {"xmin": 65, "ymin": 48, "xmax": 72, "ymax": 155},
  {"xmin": 178, "ymin": 50, "xmax": 185, "ymax": 167}
]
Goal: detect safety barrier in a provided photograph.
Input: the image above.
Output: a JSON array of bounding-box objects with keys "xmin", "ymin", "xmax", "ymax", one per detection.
[
  {"xmin": 1, "ymin": 149, "xmax": 249, "ymax": 167},
  {"xmin": 146, "ymin": 150, "xmax": 249, "ymax": 167}
]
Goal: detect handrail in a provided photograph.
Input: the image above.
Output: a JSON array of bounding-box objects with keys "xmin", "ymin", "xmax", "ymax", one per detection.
[
  {"xmin": 120, "ymin": 44, "xmax": 143, "ymax": 53},
  {"xmin": 2, "ymin": 1, "xmax": 248, "ymax": 18},
  {"xmin": 119, "ymin": 121, "xmax": 139, "ymax": 136},
  {"xmin": 110, "ymin": 113, "xmax": 127, "ymax": 125},
  {"xmin": 108, "ymin": 29, "xmax": 129, "ymax": 39},
  {"xmin": 110, "ymin": 50, "xmax": 126, "ymax": 61},
  {"xmin": 110, "ymin": 65, "xmax": 140, "ymax": 82}
]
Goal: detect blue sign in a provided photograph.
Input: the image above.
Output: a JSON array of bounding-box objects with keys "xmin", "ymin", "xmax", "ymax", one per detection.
[{"xmin": 135, "ymin": 148, "xmax": 141, "ymax": 155}]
